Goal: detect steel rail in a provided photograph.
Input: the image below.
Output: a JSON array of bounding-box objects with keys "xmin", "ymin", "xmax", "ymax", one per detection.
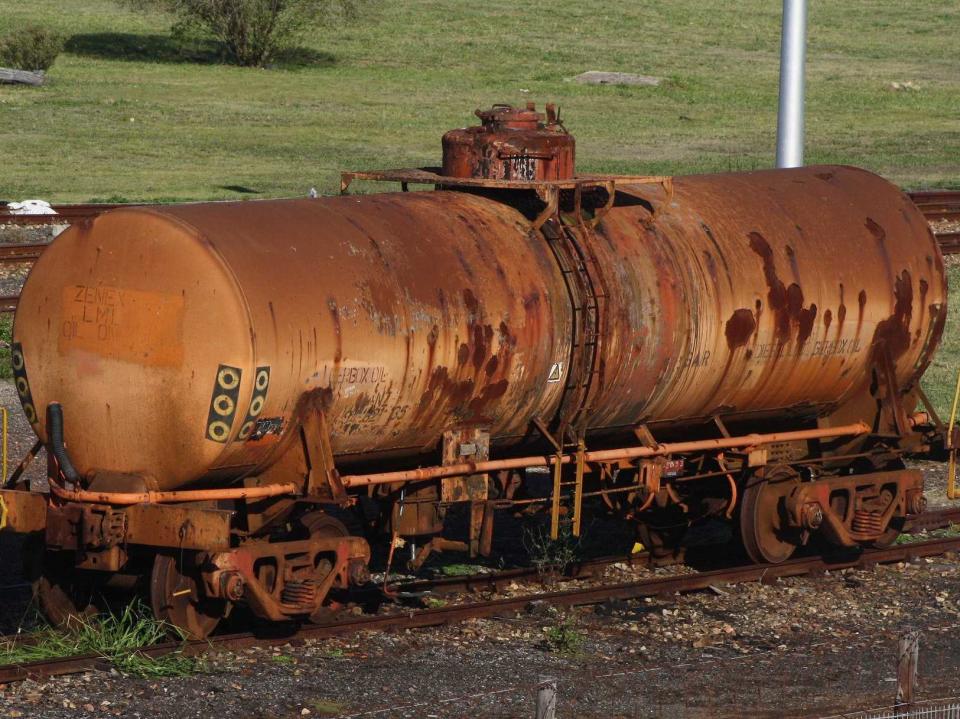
[
  {"xmin": 935, "ymin": 231, "xmax": 960, "ymax": 255},
  {"xmin": 3, "ymin": 531, "xmax": 960, "ymax": 684},
  {"xmin": 0, "ymin": 243, "xmax": 47, "ymax": 262},
  {"xmin": 0, "ymin": 204, "xmax": 130, "ymax": 225}
]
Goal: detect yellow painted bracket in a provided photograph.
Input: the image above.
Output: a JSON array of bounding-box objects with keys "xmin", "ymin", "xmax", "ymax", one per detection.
[
  {"xmin": 948, "ymin": 366, "xmax": 960, "ymax": 500},
  {"xmin": 550, "ymin": 452, "xmax": 562, "ymax": 540},
  {"xmin": 2, "ymin": 406, "xmax": 7, "ymax": 486},
  {"xmin": 0, "ymin": 493, "xmax": 6, "ymax": 530}
]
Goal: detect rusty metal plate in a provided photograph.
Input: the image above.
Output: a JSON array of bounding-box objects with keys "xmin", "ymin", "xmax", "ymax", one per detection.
[
  {"xmin": 0, "ymin": 489, "xmax": 46, "ymax": 533},
  {"xmin": 124, "ymin": 503, "xmax": 232, "ymax": 551},
  {"xmin": 441, "ymin": 428, "xmax": 489, "ymax": 503}
]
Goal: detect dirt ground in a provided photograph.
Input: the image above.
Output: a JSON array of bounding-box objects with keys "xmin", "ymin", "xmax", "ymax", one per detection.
[
  {"xmin": 1, "ymin": 371, "xmax": 959, "ymax": 719},
  {"xmin": 2, "ymin": 551, "xmax": 960, "ymax": 719}
]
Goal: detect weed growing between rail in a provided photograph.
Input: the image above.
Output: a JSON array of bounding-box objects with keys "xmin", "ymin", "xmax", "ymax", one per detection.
[
  {"xmin": 0, "ymin": 600, "xmax": 206, "ymax": 677},
  {"xmin": 523, "ymin": 525, "xmax": 583, "ymax": 578},
  {"xmin": 895, "ymin": 523, "xmax": 960, "ymax": 545}
]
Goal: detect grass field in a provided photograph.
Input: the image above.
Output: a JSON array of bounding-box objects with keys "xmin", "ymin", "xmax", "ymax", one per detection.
[
  {"xmin": 0, "ymin": 1, "xmax": 958, "ymax": 202},
  {"xmin": 923, "ymin": 262, "xmax": 960, "ymax": 422},
  {"xmin": 1, "ymin": 1, "xmax": 959, "ymax": 413}
]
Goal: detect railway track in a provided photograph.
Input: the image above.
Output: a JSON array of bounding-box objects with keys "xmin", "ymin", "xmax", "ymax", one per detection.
[
  {"xmin": 2, "ymin": 507, "xmax": 959, "ymax": 685},
  {"xmin": 909, "ymin": 190, "xmax": 960, "ymax": 223},
  {"xmin": 936, "ymin": 230, "xmax": 960, "ymax": 255},
  {"xmin": 0, "ymin": 203, "xmax": 131, "ymax": 225}
]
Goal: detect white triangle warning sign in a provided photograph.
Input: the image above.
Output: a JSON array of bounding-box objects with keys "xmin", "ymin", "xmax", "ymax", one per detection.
[{"xmin": 547, "ymin": 362, "xmax": 564, "ymax": 383}]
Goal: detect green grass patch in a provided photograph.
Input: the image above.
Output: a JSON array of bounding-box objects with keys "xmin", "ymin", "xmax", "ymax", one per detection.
[
  {"xmin": 0, "ymin": 601, "xmax": 205, "ymax": 678},
  {"xmin": 543, "ymin": 616, "xmax": 584, "ymax": 655},
  {"xmin": 0, "ymin": 1, "xmax": 958, "ymax": 203},
  {"xmin": 438, "ymin": 563, "xmax": 488, "ymax": 576},
  {"xmin": 921, "ymin": 263, "xmax": 960, "ymax": 421},
  {"xmin": 896, "ymin": 522, "xmax": 960, "ymax": 545},
  {"xmin": 310, "ymin": 699, "xmax": 349, "ymax": 717}
]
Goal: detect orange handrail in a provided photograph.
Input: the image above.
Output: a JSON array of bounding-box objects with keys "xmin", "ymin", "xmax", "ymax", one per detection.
[
  {"xmin": 48, "ymin": 481, "xmax": 299, "ymax": 505},
  {"xmin": 341, "ymin": 422, "xmax": 871, "ymax": 488}
]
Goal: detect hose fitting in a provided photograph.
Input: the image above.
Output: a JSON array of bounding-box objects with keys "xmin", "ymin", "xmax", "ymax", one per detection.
[{"xmin": 46, "ymin": 402, "xmax": 80, "ymax": 486}]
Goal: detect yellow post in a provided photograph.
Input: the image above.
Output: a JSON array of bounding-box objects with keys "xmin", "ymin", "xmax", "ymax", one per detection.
[
  {"xmin": 550, "ymin": 452, "xmax": 562, "ymax": 540},
  {"xmin": 947, "ymin": 367, "xmax": 960, "ymax": 499},
  {"xmin": 572, "ymin": 440, "xmax": 585, "ymax": 537},
  {"xmin": 1, "ymin": 407, "xmax": 7, "ymax": 486}
]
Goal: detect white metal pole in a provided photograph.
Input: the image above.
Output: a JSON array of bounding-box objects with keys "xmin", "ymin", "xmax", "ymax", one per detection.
[{"xmin": 775, "ymin": 0, "xmax": 808, "ymax": 168}]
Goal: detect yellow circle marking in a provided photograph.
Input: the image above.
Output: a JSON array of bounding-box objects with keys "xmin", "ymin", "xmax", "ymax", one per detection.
[
  {"xmin": 15, "ymin": 377, "xmax": 29, "ymax": 398},
  {"xmin": 23, "ymin": 403, "xmax": 36, "ymax": 424},
  {"xmin": 0, "ymin": 494, "xmax": 6, "ymax": 530},
  {"xmin": 11, "ymin": 350, "xmax": 24, "ymax": 371},
  {"xmin": 255, "ymin": 370, "xmax": 269, "ymax": 392},
  {"xmin": 213, "ymin": 394, "xmax": 235, "ymax": 417},
  {"xmin": 249, "ymin": 396, "xmax": 264, "ymax": 417},
  {"xmin": 208, "ymin": 421, "xmax": 231, "ymax": 441},
  {"xmin": 238, "ymin": 421, "xmax": 255, "ymax": 440},
  {"xmin": 217, "ymin": 368, "xmax": 239, "ymax": 390}
]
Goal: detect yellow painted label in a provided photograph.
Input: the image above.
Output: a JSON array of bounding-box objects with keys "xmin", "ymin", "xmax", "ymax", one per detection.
[{"xmin": 59, "ymin": 284, "xmax": 185, "ymax": 366}]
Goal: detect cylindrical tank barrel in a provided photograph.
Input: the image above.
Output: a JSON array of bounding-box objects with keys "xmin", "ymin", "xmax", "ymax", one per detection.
[
  {"xmin": 587, "ymin": 165, "xmax": 946, "ymax": 429},
  {"xmin": 14, "ymin": 192, "xmax": 572, "ymax": 489},
  {"xmin": 12, "ymin": 165, "xmax": 945, "ymax": 492}
]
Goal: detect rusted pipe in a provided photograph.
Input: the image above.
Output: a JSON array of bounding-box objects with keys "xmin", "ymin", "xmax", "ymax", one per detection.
[
  {"xmin": 724, "ymin": 473, "xmax": 738, "ymax": 519},
  {"xmin": 48, "ymin": 481, "xmax": 299, "ymax": 505},
  {"xmin": 340, "ymin": 422, "xmax": 870, "ymax": 488},
  {"xmin": 635, "ymin": 488, "xmax": 656, "ymax": 513}
]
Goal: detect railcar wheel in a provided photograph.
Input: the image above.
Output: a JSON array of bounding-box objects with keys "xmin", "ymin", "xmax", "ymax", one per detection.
[
  {"xmin": 740, "ymin": 466, "xmax": 803, "ymax": 564},
  {"xmin": 150, "ymin": 553, "xmax": 226, "ymax": 640},
  {"xmin": 636, "ymin": 518, "xmax": 687, "ymax": 566},
  {"xmin": 299, "ymin": 511, "xmax": 350, "ymax": 541},
  {"xmin": 867, "ymin": 517, "xmax": 905, "ymax": 549},
  {"xmin": 298, "ymin": 512, "xmax": 352, "ymax": 623}
]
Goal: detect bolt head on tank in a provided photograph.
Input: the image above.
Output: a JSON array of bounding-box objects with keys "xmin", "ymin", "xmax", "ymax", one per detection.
[{"xmin": 441, "ymin": 102, "xmax": 575, "ymax": 181}]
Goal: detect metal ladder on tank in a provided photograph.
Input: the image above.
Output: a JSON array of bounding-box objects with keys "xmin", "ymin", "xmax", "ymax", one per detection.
[{"xmin": 540, "ymin": 199, "xmax": 609, "ymax": 539}]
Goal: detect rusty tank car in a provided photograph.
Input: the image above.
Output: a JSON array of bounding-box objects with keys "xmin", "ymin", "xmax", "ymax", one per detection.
[{"xmin": 0, "ymin": 103, "xmax": 948, "ymax": 638}]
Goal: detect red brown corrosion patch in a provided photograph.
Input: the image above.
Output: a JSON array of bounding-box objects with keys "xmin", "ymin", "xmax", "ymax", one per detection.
[
  {"xmin": 747, "ymin": 233, "xmax": 817, "ymax": 350},
  {"xmin": 865, "ymin": 217, "xmax": 886, "ymax": 243},
  {"xmin": 871, "ymin": 269, "xmax": 913, "ymax": 361},
  {"xmin": 725, "ymin": 308, "xmax": 757, "ymax": 350},
  {"xmin": 748, "ymin": 232, "xmax": 790, "ymax": 343}
]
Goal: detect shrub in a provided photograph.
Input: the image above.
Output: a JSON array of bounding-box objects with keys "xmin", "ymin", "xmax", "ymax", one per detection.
[
  {"xmin": 523, "ymin": 525, "xmax": 582, "ymax": 577},
  {"xmin": 0, "ymin": 26, "xmax": 64, "ymax": 71},
  {"xmin": 544, "ymin": 616, "xmax": 584, "ymax": 655},
  {"xmin": 124, "ymin": 0, "xmax": 364, "ymax": 67}
]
